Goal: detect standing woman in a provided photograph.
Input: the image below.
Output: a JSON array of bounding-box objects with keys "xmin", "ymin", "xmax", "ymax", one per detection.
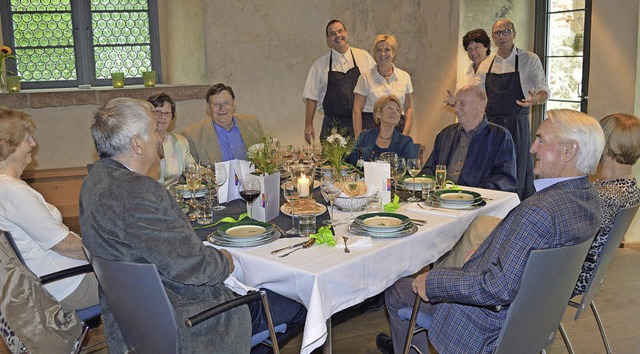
[
  {"xmin": 457, "ymin": 29, "xmax": 491, "ymax": 89},
  {"xmin": 353, "ymin": 34, "xmax": 414, "ymax": 137},
  {"xmin": 0, "ymin": 108, "xmax": 98, "ymax": 311},
  {"xmin": 147, "ymin": 93, "xmax": 195, "ymax": 186}
]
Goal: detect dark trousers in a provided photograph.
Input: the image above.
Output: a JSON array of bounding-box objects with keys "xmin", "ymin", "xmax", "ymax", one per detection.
[{"xmin": 249, "ymin": 289, "xmax": 307, "ymax": 353}]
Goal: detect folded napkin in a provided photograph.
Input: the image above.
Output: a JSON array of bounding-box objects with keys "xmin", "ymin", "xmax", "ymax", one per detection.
[
  {"xmin": 336, "ymin": 235, "xmax": 373, "ymax": 249},
  {"xmin": 193, "ymin": 213, "xmax": 248, "ymax": 230},
  {"xmin": 383, "ymin": 194, "xmax": 401, "ymax": 212},
  {"xmin": 406, "ymin": 204, "xmax": 459, "ymax": 218},
  {"xmin": 310, "ymin": 226, "xmax": 336, "ymax": 246},
  {"xmin": 224, "ymin": 274, "xmax": 257, "ymax": 296}
]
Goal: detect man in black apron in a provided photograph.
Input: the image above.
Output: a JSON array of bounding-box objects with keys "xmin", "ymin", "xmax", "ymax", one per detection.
[
  {"xmin": 479, "ymin": 19, "xmax": 549, "ymax": 200},
  {"xmin": 303, "ymin": 20, "xmax": 375, "ymax": 144}
]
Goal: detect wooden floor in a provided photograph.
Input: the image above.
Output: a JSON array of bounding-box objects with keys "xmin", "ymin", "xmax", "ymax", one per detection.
[{"xmin": 3, "ymin": 248, "xmax": 639, "ymax": 354}]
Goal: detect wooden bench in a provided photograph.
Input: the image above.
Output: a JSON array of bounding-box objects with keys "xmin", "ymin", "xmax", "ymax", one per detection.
[{"xmin": 21, "ymin": 166, "xmax": 88, "ymax": 234}]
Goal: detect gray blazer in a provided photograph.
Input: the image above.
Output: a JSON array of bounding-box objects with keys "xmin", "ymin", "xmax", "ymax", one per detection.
[
  {"xmin": 79, "ymin": 158, "xmax": 251, "ymax": 353},
  {"xmin": 182, "ymin": 114, "xmax": 265, "ymax": 162}
]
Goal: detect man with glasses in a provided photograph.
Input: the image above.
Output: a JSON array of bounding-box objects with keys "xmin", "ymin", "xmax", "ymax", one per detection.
[
  {"xmin": 183, "ymin": 83, "xmax": 265, "ymax": 162},
  {"xmin": 476, "ymin": 19, "xmax": 549, "ymax": 200}
]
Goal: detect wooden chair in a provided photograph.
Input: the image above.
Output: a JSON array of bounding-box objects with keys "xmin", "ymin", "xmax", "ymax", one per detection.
[{"xmin": 559, "ymin": 204, "xmax": 639, "ymax": 354}]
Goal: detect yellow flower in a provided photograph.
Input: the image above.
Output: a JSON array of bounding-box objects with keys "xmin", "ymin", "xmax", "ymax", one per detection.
[{"xmin": 0, "ymin": 46, "xmax": 12, "ymax": 56}]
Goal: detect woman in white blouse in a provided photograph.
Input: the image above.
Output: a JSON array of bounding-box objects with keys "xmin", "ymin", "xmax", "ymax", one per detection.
[
  {"xmin": 353, "ymin": 34, "xmax": 414, "ymax": 138},
  {"xmin": 0, "ymin": 108, "xmax": 98, "ymax": 311},
  {"xmin": 147, "ymin": 93, "xmax": 196, "ymax": 186}
]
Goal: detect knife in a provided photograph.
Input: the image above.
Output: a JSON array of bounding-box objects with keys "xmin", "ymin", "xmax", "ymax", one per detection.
[
  {"xmin": 278, "ymin": 238, "xmax": 315, "ymax": 257},
  {"xmin": 271, "ymin": 240, "xmax": 308, "ymax": 255},
  {"xmin": 270, "ymin": 222, "xmax": 287, "ymax": 235}
]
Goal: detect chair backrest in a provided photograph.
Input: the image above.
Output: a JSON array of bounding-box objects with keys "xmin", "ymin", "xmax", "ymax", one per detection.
[
  {"xmin": 2, "ymin": 230, "xmax": 26, "ymax": 265},
  {"xmin": 90, "ymin": 256, "xmax": 178, "ymax": 354},
  {"xmin": 493, "ymin": 236, "xmax": 593, "ymax": 354},
  {"xmin": 573, "ymin": 204, "xmax": 639, "ymax": 319}
]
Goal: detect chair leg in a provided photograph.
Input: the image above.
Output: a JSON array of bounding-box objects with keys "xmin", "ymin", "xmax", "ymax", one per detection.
[
  {"xmin": 590, "ymin": 302, "xmax": 612, "ymax": 354},
  {"xmin": 259, "ymin": 290, "xmax": 280, "ymax": 354},
  {"xmin": 558, "ymin": 323, "xmax": 575, "ymax": 354},
  {"xmin": 72, "ymin": 324, "xmax": 90, "ymax": 354},
  {"xmin": 403, "ymin": 294, "xmax": 422, "ymax": 354}
]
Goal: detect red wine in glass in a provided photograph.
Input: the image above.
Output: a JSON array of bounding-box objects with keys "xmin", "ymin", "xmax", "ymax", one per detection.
[{"xmin": 240, "ymin": 189, "xmax": 261, "ymax": 203}]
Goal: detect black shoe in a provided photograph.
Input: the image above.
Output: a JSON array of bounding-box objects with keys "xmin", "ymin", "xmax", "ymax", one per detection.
[
  {"xmin": 376, "ymin": 333, "xmax": 394, "ymax": 354},
  {"xmin": 361, "ymin": 293, "xmax": 385, "ymax": 312}
]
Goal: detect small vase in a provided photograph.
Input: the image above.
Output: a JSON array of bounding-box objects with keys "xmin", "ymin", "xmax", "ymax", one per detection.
[{"xmin": 0, "ymin": 59, "xmax": 6, "ymax": 93}]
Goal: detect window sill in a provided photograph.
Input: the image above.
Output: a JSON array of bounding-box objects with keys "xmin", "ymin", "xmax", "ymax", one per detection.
[{"xmin": 0, "ymin": 84, "xmax": 211, "ymax": 109}]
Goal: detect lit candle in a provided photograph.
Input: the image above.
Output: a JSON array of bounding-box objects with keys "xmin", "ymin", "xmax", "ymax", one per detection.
[{"xmin": 298, "ymin": 174, "xmax": 310, "ymax": 198}]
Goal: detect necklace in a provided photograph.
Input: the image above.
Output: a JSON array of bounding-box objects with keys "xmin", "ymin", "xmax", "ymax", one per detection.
[{"xmin": 378, "ymin": 135, "xmax": 392, "ymax": 140}]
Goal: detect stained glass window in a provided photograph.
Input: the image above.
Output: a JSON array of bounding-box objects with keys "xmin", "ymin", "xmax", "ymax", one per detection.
[{"xmin": 1, "ymin": 0, "xmax": 159, "ymax": 88}]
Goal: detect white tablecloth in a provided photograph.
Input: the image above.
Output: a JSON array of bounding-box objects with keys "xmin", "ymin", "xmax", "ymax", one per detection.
[{"xmin": 206, "ymin": 187, "xmax": 520, "ymax": 353}]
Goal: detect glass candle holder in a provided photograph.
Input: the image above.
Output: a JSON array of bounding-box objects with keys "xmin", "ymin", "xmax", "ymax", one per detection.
[
  {"xmin": 6, "ymin": 76, "xmax": 21, "ymax": 92},
  {"xmin": 111, "ymin": 72, "xmax": 125, "ymax": 88},
  {"xmin": 142, "ymin": 70, "xmax": 156, "ymax": 87},
  {"xmin": 291, "ymin": 163, "xmax": 315, "ymax": 198}
]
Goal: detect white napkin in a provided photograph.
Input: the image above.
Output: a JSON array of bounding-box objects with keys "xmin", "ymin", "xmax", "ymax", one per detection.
[
  {"xmin": 406, "ymin": 205, "xmax": 459, "ymax": 218},
  {"xmin": 364, "ymin": 161, "xmax": 391, "ymax": 204},
  {"xmin": 335, "ymin": 235, "xmax": 373, "ymax": 249},
  {"xmin": 223, "ymin": 274, "xmax": 257, "ymax": 296}
]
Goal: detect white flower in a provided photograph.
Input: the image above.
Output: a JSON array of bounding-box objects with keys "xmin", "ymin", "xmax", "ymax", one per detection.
[
  {"xmin": 336, "ymin": 135, "xmax": 347, "ymax": 147},
  {"xmin": 327, "ymin": 133, "xmax": 346, "ymax": 146},
  {"xmin": 247, "ymin": 143, "xmax": 264, "ymax": 159}
]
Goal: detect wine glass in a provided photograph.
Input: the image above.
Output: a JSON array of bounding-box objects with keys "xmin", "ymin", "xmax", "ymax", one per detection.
[
  {"xmin": 394, "ymin": 157, "xmax": 406, "ymax": 197},
  {"xmin": 407, "ymin": 158, "xmax": 422, "ymax": 202},
  {"xmin": 343, "ymin": 173, "xmax": 361, "ymax": 220},
  {"xmin": 184, "ymin": 163, "xmax": 200, "ymax": 220},
  {"xmin": 320, "ymin": 175, "xmax": 343, "ymax": 226},
  {"xmin": 212, "ymin": 163, "xmax": 228, "ymax": 211},
  {"xmin": 282, "ymin": 181, "xmax": 301, "ymax": 235},
  {"xmin": 199, "ymin": 160, "xmax": 215, "ymax": 200},
  {"xmin": 239, "ymin": 177, "xmax": 261, "ymax": 220},
  {"xmin": 435, "ymin": 164, "xmax": 447, "ymax": 189},
  {"xmin": 379, "ymin": 152, "xmax": 398, "ymax": 192},
  {"xmin": 303, "ymin": 143, "xmax": 315, "ymax": 164},
  {"xmin": 290, "ymin": 146, "xmax": 301, "ymax": 164}
]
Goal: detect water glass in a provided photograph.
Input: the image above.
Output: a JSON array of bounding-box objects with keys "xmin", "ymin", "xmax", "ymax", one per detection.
[
  {"xmin": 298, "ymin": 214, "xmax": 316, "ymax": 237},
  {"xmin": 196, "ymin": 200, "xmax": 213, "ymax": 225},
  {"xmin": 421, "ymin": 179, "xmax": 436, "ymax": 203}
]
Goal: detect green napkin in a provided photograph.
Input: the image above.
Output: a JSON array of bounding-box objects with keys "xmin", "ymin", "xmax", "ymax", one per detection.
[
  {"xmin": 384, "ymin": 194, "xmax": 401, "ymax": 212},
  {"xmin": 193, "ymin": 213, "xmax": 248, "ymax": 230},
  {"xmin": 310, "ymin": 226, "xmax": 336, "ymax": 246},
  {"xmin": 444, "ymin": 181, "xmax": 461, "ymax": 190}
]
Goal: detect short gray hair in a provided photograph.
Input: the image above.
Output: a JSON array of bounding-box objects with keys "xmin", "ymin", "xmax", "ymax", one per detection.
[
  {"xmin": 91, "ymin": 98, "xmax": 153, "ymax": 158},
  {"xmin": 546, "ymin": 109, "xmax": 605, "ymax": 175}
]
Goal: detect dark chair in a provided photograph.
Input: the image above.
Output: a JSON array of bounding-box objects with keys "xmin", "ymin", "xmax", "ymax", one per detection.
[
  {"xmin": 90, "ymin": 255, "xmax": 282, "ymax": 354},
  {"xmin": 0, "ymin": 230, "xmax": 101, "ymax": 354},
  {"xmin": 401, "ymin": 236, "xmax": 594, "ymax": 354},
  {"xmin": 559, "ymin": 204, "xmax": 639, "ymax": 354}
]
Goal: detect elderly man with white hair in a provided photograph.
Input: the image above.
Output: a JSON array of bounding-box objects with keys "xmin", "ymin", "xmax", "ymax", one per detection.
[
  {"xmin": 377, "ymin": 109, "xmax": 605, "ymax": 354},
  {"xmin": 80, "ymin": 98, "xmax": 306, "ymax": 353}
]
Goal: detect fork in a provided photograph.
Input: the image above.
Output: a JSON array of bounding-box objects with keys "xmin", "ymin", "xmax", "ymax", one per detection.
[{"xmin": 342, "ymin": 236, "xmax": 350, "ymax": 253}]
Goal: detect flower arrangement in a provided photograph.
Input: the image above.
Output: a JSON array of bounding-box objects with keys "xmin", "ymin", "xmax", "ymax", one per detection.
[
  {"xmin": 247, "ymin": 136, "xmax": 280, "ymax": 175},
  {"xmin": 322, "ymin": 129, "xmax": 354, "ymax": 178}
]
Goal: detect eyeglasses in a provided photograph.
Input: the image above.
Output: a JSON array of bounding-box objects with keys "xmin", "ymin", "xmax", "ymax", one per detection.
[
  {"xmin": 154, "ymin": 110, "xmax": 172, "ymax": 117},
  {"xmin": 212, "ymin": 101, "xmax": 232, "ymax": 110},
  {"xmin": 492, "ymin": 29, "xmax": 514, "ymax": 37}
]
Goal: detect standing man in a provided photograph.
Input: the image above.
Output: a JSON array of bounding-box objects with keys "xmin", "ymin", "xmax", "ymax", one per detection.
[
  {"xmin": 303, "ymin": 19, "xmax": 376, "ymax": 143},
  {"xmin": 377, "ymin": 109, "xmax": 604, "ymax": 354},
  {"xmin": 476, "ymin": 19, "xmax": 549, "ymax": 200},
  {"xmin": 183, "ymin": 83, "xmax": 265, "ymax": 162}
]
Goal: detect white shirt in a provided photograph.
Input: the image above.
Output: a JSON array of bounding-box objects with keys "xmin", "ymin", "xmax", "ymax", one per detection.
[
  {"xmin": 456, "ymin": 62, "xmax": 478, "ymax": 91},
  {"xmin": 303, "ymin": 46, "xmax": 376, "ymax": 113},
  {"xmin": 534, "ymin": 176, "xmax": 583, "ymax": 192},
  {"xmin": 475, "ymin": 46, "xmax": 549, "ymax": 98},
  {"xmin": 353, "ymin": 64, "xmax": 413, "ymax": 113},
  {"xmin": 0, "ymin": 175, "xmax": 87, "ymax": 301}
]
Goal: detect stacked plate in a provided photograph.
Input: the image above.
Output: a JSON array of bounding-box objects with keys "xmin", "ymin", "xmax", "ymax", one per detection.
[
  {"xmin": 401, "ymin": 176, "xmax": 435, "ymax": 191},
  {"xmin": 348, "ymin": 212, "xmax": 418, "ymax": 238},
  {"xmin": 208, "ymin": 219, "xmax": 280, "ymax": 247},
  {"xmin": 430, "ymin": 190, "xmax": 484, "ymax": 209},
  {"xmin": 175, "ymin": 183, "xmax": 209, "ymax": 198}
]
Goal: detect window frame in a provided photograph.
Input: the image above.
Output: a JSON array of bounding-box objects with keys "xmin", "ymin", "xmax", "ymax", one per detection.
[{"xmin": 0, "ymin": 0, "xmax": 162, "ymax": 89}]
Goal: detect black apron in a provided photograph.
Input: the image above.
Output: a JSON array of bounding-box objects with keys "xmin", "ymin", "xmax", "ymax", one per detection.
[
  {"xmin": 321, "ymin": 50, "xmax": 360, "ymax": 140},
  {"xmin": 485, "ymin": 49, "xmax": 536, "ymax": 200}
]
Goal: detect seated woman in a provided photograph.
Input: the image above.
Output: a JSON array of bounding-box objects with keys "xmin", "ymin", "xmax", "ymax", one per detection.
[
  {"xmin": 0, "ymin": 108, "xmax": 98, "ymax": 311},
  {"xmin": 573, "ymin": 112, "xmax": 640, "ymax": 296},
  {"xmin": 147, "ymin": 93, "xmax": 195, "ymax": 186},
  {"xmin": 345, "ymin": 95, "xmax": 417, "ymax": 165}
]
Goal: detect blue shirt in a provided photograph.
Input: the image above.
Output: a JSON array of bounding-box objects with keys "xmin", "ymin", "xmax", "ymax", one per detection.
[{"xmin": 213, "ymin": 117, "xmax": 248, "ymax": 161}]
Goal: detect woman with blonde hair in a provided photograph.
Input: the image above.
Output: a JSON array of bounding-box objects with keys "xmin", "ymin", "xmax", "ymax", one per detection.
[
  {"xmin": 345, "ymin": 95, "xmax": 417, "ymax": 165},
  {"xmin": 353, "ymin": 34, "xmax": 414, "ymax": 137},
  {"xmin": 0, "ymin": 108, "xmax": 98, "ymax": 311}
]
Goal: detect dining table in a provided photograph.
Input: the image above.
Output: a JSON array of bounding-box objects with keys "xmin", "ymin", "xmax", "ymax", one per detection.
[{"xmin": 193, "ymin": 186, "xmax": 520, "ymax": 354}]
